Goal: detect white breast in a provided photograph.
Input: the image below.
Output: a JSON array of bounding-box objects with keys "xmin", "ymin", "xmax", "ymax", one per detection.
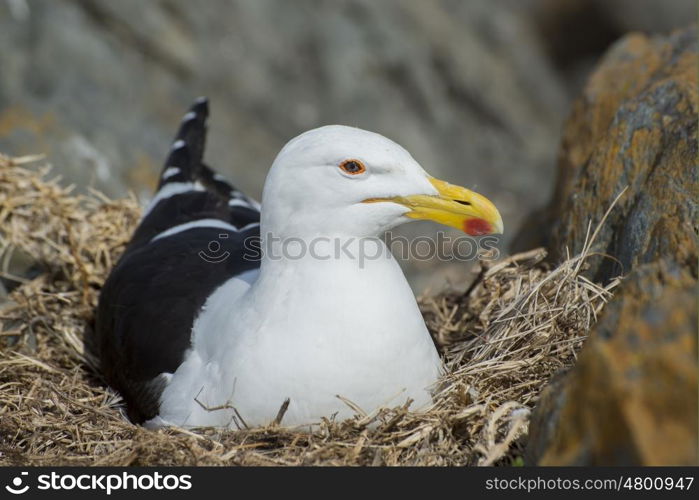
[{"xmin": 157, "ymin": 238, "xmax": 443, "ymax": 429}]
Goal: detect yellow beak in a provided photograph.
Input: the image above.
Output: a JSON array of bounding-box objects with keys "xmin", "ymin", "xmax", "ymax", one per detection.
[{"xmin": 364, "ymin": 177, "xmax": 504, "ymax": 236}]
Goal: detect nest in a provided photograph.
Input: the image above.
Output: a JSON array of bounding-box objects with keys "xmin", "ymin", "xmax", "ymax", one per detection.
[{"xmin": 0, "ymin": 154, "xmax": 618, "ymax": 466}]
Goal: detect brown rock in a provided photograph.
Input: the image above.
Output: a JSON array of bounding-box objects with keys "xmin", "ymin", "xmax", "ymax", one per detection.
[
  {"xmin": 514, "ymin": 27, "xmax": 698, "ymax": 284},
  {"xmin": 528, "ymin": 263, "xmax": 697, "ymax": 465},
  {"xmin": 525, "ymin": 27, "xmax": 698, "ymax": 465}
]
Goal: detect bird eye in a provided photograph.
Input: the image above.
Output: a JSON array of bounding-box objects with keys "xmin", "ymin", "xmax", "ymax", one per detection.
[{"xmin": 339, "ymin": 159, "xmax": 366, "ymax": 175}]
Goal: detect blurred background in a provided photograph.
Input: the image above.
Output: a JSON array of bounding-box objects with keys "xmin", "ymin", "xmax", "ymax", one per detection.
[{"xmin": 0, "ymin": 0, "xmax": 694, "ymax": 291}]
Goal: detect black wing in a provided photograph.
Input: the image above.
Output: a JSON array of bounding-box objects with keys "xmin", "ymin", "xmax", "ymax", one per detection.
[{"xmin": 93, "ymin": 98, "xmax": 261, "ymax": 423}]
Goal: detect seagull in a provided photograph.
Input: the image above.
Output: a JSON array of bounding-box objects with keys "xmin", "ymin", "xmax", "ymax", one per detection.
[{"xmin": 93, "ymin": 98, "xmax": 503, "ymax": 429}]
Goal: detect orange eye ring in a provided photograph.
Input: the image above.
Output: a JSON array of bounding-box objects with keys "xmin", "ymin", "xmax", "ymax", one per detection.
[{"xmin": 339, "ymin": 159, "xmax": 366, "ymax": 175}]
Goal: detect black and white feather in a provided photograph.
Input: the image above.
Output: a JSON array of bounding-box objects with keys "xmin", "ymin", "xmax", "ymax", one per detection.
[{"xmin": 94, "ymin": 98, "xmax": 260, "ymax": 423}]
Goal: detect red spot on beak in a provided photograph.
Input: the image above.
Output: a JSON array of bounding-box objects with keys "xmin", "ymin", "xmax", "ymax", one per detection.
[{"xmin": 464, "ymin": 218, "xmax": 492, "ymax": 236}]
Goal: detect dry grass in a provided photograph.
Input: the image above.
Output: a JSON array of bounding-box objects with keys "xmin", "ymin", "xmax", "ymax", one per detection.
[{"xmin": 0, "ymin": 154, "xmax": 618, "ymax": 466}]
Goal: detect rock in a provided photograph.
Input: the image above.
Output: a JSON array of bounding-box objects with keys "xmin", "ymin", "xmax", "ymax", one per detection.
[
  {"xmin": 514, "ymin": 27, "xmax": 698, "ymax": 284},
  {"xmin": 0, "ymin": 0, "xmax": 575, "ymax": 290},
  {"xmin": 0, "ymin": 0, "xmax": 565, "ymax": 220},
  {"xmin": 525, "ymin": 27, "xmax": 698, "ymax": 465},
  {"xmin": 528, "ymin": 263, "xmax": 697, "ymax": 465},
  {"xmin": 525, "ymin": 0, "xmax": 696, "ymax": 96},
  {"xmin": 594, "ymin": 0, "xmax": 696, "ymax": 35}
]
